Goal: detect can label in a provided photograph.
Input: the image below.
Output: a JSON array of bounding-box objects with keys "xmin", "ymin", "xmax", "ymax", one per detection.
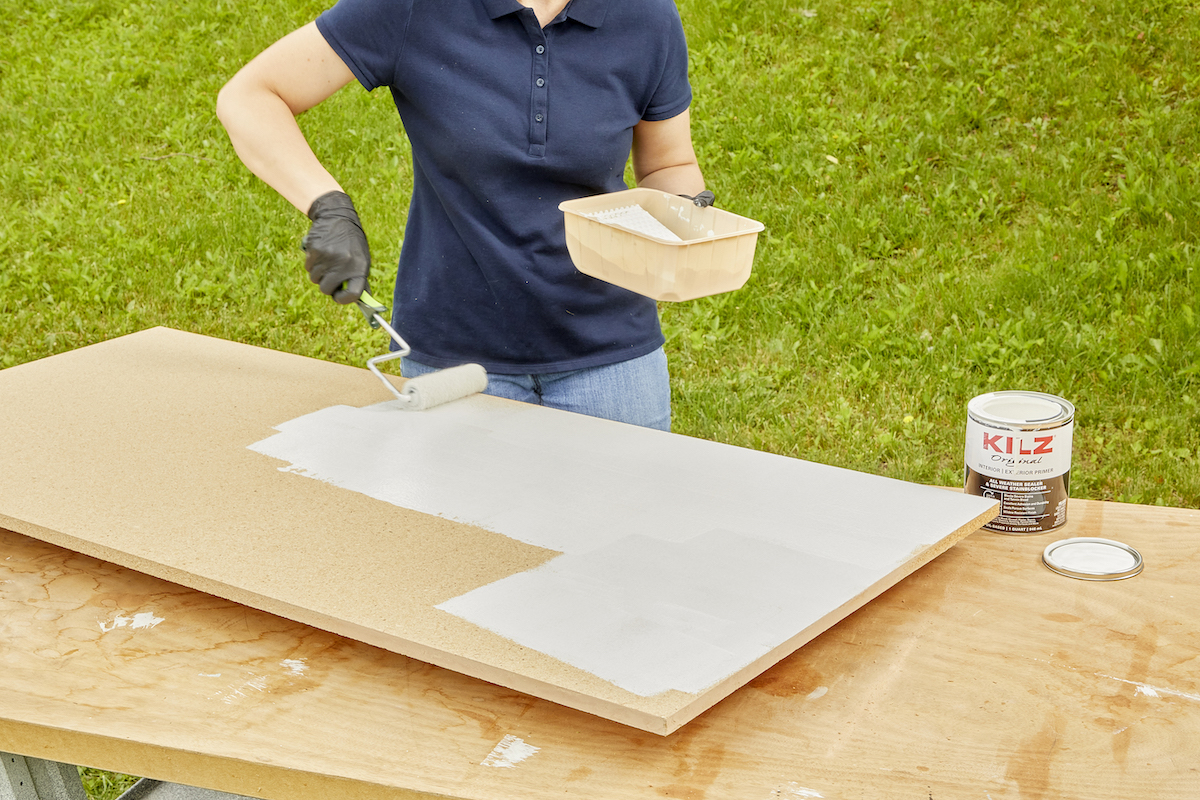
[{"xmin": 964, "ymin": 392, "xmax": 1074, "ymax": 534}]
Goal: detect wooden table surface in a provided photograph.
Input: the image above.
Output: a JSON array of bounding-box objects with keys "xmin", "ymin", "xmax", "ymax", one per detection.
[{"xmin": 2, "ymin": 496, "xmax": 1197, "ymax": 800}]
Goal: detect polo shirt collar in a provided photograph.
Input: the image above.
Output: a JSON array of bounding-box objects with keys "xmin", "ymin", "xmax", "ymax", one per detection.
[{"xmin": 479, "ymin": 0, "xmax": 610, "ymax": 28}]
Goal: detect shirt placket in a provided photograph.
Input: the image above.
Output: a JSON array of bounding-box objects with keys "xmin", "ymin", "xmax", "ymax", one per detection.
[{"xmin": 519, "ymin": 11, "xmax": 552, "ymax": 158}]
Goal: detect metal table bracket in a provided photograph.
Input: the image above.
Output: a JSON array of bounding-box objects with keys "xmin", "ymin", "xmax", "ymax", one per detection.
[{"xmin": 2, "ymin": 754, "xmax": 86, "ymax": 800}]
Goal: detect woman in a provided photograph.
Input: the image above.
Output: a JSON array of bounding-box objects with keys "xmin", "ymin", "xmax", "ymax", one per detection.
[{"xmin": 217, "ymin": 0, "xmax": 709, "ymax": 430}]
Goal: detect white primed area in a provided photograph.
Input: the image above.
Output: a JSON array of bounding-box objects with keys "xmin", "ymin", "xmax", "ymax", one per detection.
[{"xmin": 250, "ymin": 397, "xmax": 996, "ymax": 696}]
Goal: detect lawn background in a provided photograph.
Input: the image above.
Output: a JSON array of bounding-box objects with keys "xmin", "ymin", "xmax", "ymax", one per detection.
[{"xmin": 1, "ymin": 0, "xmax": 1198, "ymax": 796}]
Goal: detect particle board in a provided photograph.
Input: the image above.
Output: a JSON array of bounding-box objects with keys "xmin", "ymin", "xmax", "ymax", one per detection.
[
  {"xmin": 0, "ymin": 327, "xmax": 998, "ymax": 733},
  {"xmin": 3, "ymin": 499, "xmax": 1198, "ymax": 799}
]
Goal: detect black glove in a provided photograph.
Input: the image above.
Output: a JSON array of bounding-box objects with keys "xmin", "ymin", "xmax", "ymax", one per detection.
[
  {"xmin": 679, "ymin": 190, "xmax": 715, "ymax": 208},
  {"xmin": 301, "ymin": 191, "xmax": 371, "ymax": 304}
]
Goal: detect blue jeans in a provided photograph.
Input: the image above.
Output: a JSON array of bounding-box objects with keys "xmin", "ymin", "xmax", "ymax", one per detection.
[{"xmin": 401, "ymin": 348, "xmax": 672, "ymax": 431}]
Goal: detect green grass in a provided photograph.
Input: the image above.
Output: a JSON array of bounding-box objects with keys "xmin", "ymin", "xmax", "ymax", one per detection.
[
  {"xmin": 1, "ymin": 2, "xmax": 1197, "ymax": 794},
  {"xmin": 668, "ymin": 0, "xmax": 1200, "ymax": 505},
  {"xmin": 78, "ymin": 768, "xmax": 139, "ymax": 799}
]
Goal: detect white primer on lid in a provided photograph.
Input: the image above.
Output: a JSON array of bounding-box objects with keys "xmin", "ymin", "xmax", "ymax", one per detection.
[
  {"xmin": 1042, "ymin": 537, "xmax": 1143, "ymax": 581},
  {"xmin": 969, "ymin": 391, "xmax": 1072, "ymax": 426}
]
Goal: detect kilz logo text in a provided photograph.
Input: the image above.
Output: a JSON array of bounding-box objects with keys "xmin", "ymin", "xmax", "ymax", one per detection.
[{"xmin": 983, "ymin": 434, "xmax": 1054, "ymax": 455}]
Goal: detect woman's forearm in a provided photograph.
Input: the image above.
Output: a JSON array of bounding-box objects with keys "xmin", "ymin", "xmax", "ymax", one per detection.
[
  {"xmin": 217, "ymin": 83, "xmax": 342, "ymax": 213},
  {"xmin": 635, "ymin": 162, "xmax": 706, "ymax": 198}
]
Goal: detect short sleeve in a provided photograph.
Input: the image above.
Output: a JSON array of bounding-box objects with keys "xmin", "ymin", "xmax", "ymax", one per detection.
[
  {"xmin": 641, "ymin": 3, "xmax": 692, "ymax": 121},
  {"xmin": 315, "ymin": 0, "xmax": 414, "ymax": 90}
]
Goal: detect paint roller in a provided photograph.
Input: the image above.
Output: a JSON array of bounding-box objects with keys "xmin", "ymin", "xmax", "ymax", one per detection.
[{"xmin": 354, "ymin": 290, "xmax": 488, "ymax": 410}]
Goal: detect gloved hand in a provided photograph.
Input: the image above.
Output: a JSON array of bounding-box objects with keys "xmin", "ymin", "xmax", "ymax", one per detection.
[
  {"xmin": 301, "ymin": 190, "xmax": 371, "ymax": 304},
  {"xmin": 679, "ymin": 190, "xmax": 716, "ymax": 208}
]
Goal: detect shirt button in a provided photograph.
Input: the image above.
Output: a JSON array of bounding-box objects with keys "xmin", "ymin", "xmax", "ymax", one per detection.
[
  {"xmin": 536, "ymin": 77, "xmax": 545, "ymax": 87},
  {"xmin": 535, "ymin": 44, "xmax": 545, "ymax": 54},
  {"xmin": 535, "ymin": 113, "xmax": 544, "ymax": 122}
]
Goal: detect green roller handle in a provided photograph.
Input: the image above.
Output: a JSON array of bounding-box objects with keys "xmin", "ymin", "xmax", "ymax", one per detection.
[{"xmin": 356, "ymin": 290, "xmax": 389, "ymax": 329}]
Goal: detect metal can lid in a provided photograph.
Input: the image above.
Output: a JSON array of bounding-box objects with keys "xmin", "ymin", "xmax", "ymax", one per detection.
[
  {"xmin": 1042, "ymin": 537, "xmax": 1143, "ymax": 581},
  {"xmin": 968, "ymin": 391, "xmax": 1074, "ymax": 430}
]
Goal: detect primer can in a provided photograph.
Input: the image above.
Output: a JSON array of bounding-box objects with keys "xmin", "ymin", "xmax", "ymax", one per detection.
[{"xmin": 964, "ymin": 391, "xmax": 1075, "ymax": 534}]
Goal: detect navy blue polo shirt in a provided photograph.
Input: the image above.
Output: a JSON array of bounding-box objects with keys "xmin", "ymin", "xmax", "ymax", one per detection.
[{"xmin": 315, "ymin": 0, "xmax": 693, "ymax": 373}]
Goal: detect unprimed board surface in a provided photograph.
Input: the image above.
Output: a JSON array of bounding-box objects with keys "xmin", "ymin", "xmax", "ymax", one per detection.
[
  {"xmin": 2, "ymin": 500, "xmax": 1197, "ymax": 799},
  {"xmin": 0, "ymin": 328, "xmax": 996, "ymax": 733}
]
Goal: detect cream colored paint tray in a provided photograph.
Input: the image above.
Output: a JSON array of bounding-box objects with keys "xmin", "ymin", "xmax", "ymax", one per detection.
[
  {"xmin": 561, "ymin": 188, "xmax": 765, "ymax": 301},
  {"xmin": 0, "ymin": 328, "xmax": 997, "ymax": 734}
]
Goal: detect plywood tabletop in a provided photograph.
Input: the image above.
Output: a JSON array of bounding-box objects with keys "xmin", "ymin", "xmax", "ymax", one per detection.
[{"xmin": 2, "ymin": 497, "xmax": 1197, "ymax": 800}]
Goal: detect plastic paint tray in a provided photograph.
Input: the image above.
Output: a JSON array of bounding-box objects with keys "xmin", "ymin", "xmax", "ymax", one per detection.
[{"xmin": 560, "ymin": 188, "xmax": 765, "ymax": 302}]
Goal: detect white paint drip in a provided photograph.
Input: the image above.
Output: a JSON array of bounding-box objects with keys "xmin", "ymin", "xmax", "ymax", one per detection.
[
  {"xmin": 220, "ymin": 674, "xmax": 270, "ymax": 704},
  {"xmin": 480, "ymin": 735, "xmax": 540, "ymax": 769},
  {"xmin": 209, "ymin": 660, "xmax": 309, "ymax": 704},
  {"xmin": 1098, "ymin": 673, "xmax": 1200, "ymax": 704},
  {"xmin": 773, "ymin": 783, "xmax": 824, "ymax": 799},
  {"xmin": 807, "ymin": 686, "xmax": 829, "ymax": 700},
  {"xmin": 281, "ymin": 658, "xmax": 308, "ymax": 675},
  {"xmin": 99, "ymin": 611, "xmax": 164, "ymax": 633},
  {"xmin": 1029, "ymin": 658, "xmax": 1200, "ymax": 706}
]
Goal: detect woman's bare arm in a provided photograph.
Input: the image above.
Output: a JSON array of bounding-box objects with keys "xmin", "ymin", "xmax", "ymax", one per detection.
[
  {"xmin": 631, "ymin": 109, "xmax": 706, "ymax": 199},
  {"xmin": 216, "ymin": 22, "xmax": 356, "ymax": 214}
]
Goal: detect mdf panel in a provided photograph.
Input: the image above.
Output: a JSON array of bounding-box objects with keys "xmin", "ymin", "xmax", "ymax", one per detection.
[{"xmin": 0, "ymin": 328, "xmax": 996, "ymax": 732}]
